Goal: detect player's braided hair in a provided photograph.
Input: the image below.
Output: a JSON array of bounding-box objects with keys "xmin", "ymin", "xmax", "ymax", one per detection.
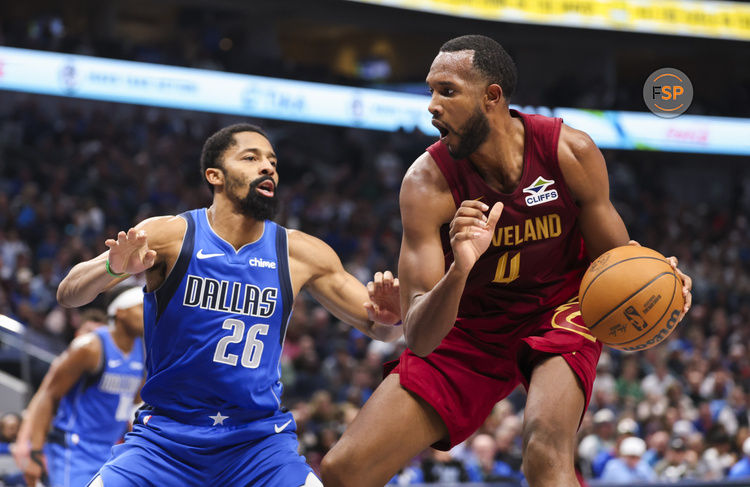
[
  {"xmin": 200, "ymin": 123, "xmax": 269, "ymax": 193},
  {"xmin": 440, "ymin": 35, "xmax": 517, "ymax": 102}
]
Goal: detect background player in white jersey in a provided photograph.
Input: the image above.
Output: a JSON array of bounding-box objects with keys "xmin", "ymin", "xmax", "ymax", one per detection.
[
  {"xmin": 56, "ymin": 123, "xmax": 402, "ymax": 486},
  {"xmin": 13, "ymin": 286, "xmax": 145, "ymax": 487}
]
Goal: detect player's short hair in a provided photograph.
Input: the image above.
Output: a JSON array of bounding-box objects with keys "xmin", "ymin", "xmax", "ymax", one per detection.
[
  {"xmin": 440, "ymin": 35, "xmax": 517, "ymax": 102},
  {"xmin": 200, "ymin": 123, "xmax": 269, "ymax": 193}
]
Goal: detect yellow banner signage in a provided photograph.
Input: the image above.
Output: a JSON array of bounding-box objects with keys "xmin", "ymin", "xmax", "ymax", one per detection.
[{"xmin": 351, "ymin": 0, "xmax": 750, "ymax": 41}]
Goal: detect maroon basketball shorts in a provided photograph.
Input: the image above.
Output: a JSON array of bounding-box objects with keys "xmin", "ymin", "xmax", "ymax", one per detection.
[{"xmin": 386, "ymin": 300, "xmax": 602, "ymax": 450}]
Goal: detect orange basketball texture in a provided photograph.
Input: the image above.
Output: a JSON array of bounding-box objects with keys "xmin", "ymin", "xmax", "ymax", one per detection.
[{"xmin": 579, "ymin": 245, "xmax": 684, "ymax": 351}]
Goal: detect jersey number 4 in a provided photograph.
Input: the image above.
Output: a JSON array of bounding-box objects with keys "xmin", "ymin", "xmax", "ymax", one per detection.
[{"xmin": 213, "ymin": 319, "xmax": 268, "ymax": 368}]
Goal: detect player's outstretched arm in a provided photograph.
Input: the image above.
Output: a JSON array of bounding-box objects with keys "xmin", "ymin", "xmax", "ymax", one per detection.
[
  {"xmin": 57, "ymin": 216, "xmax": 182, "ymax": 308},
  {"xmin": 397, "ymin": 154, "xmax": 502, "ymax": 357},
  {"xmin": 13, "ymin": 334, "xmax": 101, "ymax": 486},
  {"xmin": 288, "ymin": 230, "xmax": 402, "ymax": 342}
]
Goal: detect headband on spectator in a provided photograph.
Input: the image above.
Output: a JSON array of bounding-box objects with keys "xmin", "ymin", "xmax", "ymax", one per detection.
[{"xmin": 107, "ymin": 287, "xmax": 144, "ymax": 317}]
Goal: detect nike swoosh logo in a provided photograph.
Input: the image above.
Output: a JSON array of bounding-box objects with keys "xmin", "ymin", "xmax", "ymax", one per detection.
[
  {"xmin": 108, "ymin": 359, "xmax": 122, "ymax": 368},
  {"xmin": 197, "ymin": 249, "xmax": 224, "ymax": 259},
  {"xmin": 274, "ymin": 419, "xmax": 293, "ymax": 434}
]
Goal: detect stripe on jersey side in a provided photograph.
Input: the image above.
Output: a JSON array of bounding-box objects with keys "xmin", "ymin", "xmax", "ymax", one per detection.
[
  {"xmin": 275, "ymin": 227, "xmax": 293, "ymax": 345},
  {"xmin": 154, "ymin": 211, "xmax": 196, "ymax": 323}
]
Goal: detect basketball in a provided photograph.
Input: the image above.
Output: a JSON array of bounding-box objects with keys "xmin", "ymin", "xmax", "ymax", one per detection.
[{"xmin": 579, "ymin": 245, "xmax": 684, "ymax": 352}]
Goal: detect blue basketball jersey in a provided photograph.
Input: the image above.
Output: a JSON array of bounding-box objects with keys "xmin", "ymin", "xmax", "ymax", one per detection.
[
  {"xmin": 140, "ymin": 208, "xmax": 294, "ymax": 426},
  {"xmin": 52, "ymin": 326, "xmax": 144, "ymax": 445}
]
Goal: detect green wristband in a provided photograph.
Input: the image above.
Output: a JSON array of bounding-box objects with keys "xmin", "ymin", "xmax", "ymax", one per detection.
[{"xmin": 105, "ymin": 259, "xmax": 130, "ymax": 278}]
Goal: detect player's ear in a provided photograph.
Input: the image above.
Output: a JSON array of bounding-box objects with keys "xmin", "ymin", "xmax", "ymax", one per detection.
[
  {"xmin": 485, "ymin": 84, "xmax": 503, "ymax": 108},
  {"xmin": 205, "ymin": 167, "xmax": 224, "ymax": 188}
]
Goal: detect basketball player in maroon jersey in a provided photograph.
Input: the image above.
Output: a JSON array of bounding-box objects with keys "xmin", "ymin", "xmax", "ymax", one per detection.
[{"xmin": 322, "ymin": 35, "xmax": 692, "ymax": 486}]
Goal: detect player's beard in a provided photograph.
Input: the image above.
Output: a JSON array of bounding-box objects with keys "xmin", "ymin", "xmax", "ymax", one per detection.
[
  {"xmin": 228, "ymin": 174, "xmax": 279, "ymax": 221},
  {"xmin": 448, "ymin": 107, "xmax": 490, "ymax": 160}
]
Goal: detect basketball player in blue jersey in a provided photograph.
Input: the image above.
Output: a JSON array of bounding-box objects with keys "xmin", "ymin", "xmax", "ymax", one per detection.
[
  {"xmin": 14, "ymin": 286, "xmax": 145, "ymax": 487},
  {"xmin": 55, "ymin": 123, "xmax": 403, "ymax": 487}
]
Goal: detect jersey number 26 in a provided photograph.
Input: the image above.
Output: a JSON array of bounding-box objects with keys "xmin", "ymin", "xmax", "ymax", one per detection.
[{"xmin": 213, "ymin": 318, "xmax": 268, "ymax": 369}]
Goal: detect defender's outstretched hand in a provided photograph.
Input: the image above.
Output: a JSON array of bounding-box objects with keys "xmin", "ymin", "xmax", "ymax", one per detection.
[
  {"xmin": 105, "ymin": 228, "xmax": 157, "ymax": 275},
  {"xmin": 364, "ymin": 271, "xmax": 401, "ymax": 326},
  {"xmin": 450, "ymin": 201, "xmax": 504, "ymax": 274}
]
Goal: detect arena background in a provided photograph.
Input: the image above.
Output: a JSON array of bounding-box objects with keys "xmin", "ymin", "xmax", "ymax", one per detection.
[{"xmin": 0, "ymin": 0, "xmax": 749, "ymax": 485}]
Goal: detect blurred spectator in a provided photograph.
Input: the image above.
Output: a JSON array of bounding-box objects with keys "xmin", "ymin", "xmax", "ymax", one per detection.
[
  {"xmin": 728, "ymin": 437, "xmax": 750, "ymax": 480},
  {"xmin": 0, "ymin": 412, "xmax": 23, "ymax": 487},
  {"xmin": 600, "ymin": 436, "xmax": 656, "ymax": 483},
  {"xmin": 579, "ymin": 408, "xmax": 616, "ymax": 476},
  {"xmin": 494, "ymin": 425, "xmax": 523, "ymax": 475},
  {"xmin": 615, "ymin": 356, "xmax": 643, "ymax": 407},
  {"xmin": 654, "ymin": 436, "xmax": 698, "ymax": 481},
  {"xmin": 419, "ymin": 449, "xmax": 469, "ymax": 483},
  {"xmin": 591, "ymin": 353, "xmax": 618, "ymax": 411},
  {"xmin": 642, "ymin": 430, "xmax": 670, "ymax": 467},
  {"xmin": 0, "ymin": 413, "xmax": 20, "ymax": 444},
  {"xmin": 700, "ymin": 430, "xmax": 735, "ymax": 480},
  {"xmin": 591, "ymin": 416, "xmax": 639, "ymax": 478},
  {"xmin": 641, "ymin": 359, "xmax": 676, "ymax": 399},
  {"xmin": 465, "ymin": 434, "xmax": 520, "ymax": 483}
]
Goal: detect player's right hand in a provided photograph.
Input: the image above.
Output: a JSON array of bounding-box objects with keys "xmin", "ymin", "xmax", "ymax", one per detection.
[
  {"xmin": 19, "ymin": 448, "xmax": 46, "ymax": 487},
  {"xmin": 449, "ymin": 200, "xmax": 503, "ymax": 274},
  {"xmin": 105, "ymin": 228, "xmax": 157, "ymax": 275}
]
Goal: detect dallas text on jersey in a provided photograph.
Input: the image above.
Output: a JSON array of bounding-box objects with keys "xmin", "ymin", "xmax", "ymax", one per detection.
[{"xmin": 182, "ymin": 275, "xmax": 278, "ymax": 318}]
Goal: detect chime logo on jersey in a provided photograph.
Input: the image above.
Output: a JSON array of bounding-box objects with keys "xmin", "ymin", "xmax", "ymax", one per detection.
[{"xmin": 523, "ymin": 176, "xmax": 558, "ymax": 206}]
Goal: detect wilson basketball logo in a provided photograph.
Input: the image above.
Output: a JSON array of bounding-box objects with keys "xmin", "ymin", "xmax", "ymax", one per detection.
[{"xmin": 643, "ymin": 68, "xmax": 693, "ymax": 119}]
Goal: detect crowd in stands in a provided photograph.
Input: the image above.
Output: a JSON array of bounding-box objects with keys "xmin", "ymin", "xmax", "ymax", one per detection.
[{"xmin": 0, "ymin": 90, "xmax": 749, "ymax": 486}]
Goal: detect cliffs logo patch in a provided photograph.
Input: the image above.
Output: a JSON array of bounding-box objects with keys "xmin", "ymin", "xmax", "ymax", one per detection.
[{"xmin": 523, "ymin": 177, "xmax": 558, "ymax": 206}]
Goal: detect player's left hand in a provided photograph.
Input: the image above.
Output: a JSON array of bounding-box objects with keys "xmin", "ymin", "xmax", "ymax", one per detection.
[
  {"xmin": 364, "ymin": 270, "xmax": 401, "ymax": 325},
  {"xmin": 628, "ymin": 240, "xmax": 692, "ymax": 322}
]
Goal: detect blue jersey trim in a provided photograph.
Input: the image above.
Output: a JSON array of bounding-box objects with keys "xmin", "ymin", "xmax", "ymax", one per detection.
[
  {"xmin": 275, "ymin": 227, "xmax": 293, "ymax": 345},
  {"xmin": 154, "ymin": 211, "xmax": 196, "ymax": 324},
  {"xmin": 82, "ymin": 330, "xmax": 105, "ymax": 391}
]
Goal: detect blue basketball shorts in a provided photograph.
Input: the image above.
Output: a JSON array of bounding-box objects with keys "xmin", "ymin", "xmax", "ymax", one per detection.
[
  {"xmin": 89, "ymin": 409, "xmax": 316, "ymax": 486},
  {"xmin": 46, "ymin": 433, "xmax": 113, "ymax": 487}
]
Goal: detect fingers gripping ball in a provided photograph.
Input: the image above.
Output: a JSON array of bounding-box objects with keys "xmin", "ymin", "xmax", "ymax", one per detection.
[{"xmin": 579, "ymin": 245, "xmax": 684, "ymax": 352}]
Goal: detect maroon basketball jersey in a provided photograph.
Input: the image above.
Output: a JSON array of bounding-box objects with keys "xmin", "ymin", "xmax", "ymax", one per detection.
[{"xmin": 428, "ymin": 109, "xmax": 589, "ymax": 328}]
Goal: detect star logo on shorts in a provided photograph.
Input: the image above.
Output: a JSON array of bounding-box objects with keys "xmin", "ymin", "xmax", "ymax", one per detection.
[{"xmin": 209, "ymin": 411, "xmax": 229, "ymax": 426}]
